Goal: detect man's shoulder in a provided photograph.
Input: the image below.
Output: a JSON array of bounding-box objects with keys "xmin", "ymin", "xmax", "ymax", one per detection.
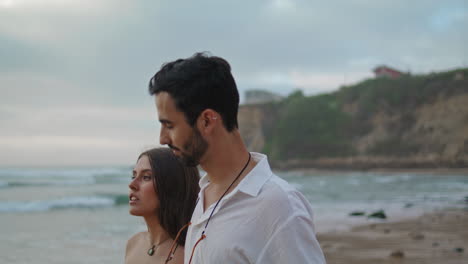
[
  {"xmin": 245, "ymin": 152, "xmax": 314, "ymax": 216},
  {"xmin": 258, "ymin": 174, "xmax": 313, "ymax": 216}
]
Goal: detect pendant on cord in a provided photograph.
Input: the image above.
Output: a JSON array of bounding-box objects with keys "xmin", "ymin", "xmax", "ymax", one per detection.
[{"xmin": 148, "ymin": 245, "xmax": 155, "ymax": 256}]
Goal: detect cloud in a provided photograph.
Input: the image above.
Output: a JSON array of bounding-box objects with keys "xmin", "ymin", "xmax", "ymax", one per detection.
[
  {"xmin": 0, "ymin": 136, "xmax": 158, "ymax": 166},
  {"xmin": 0, "ymin": 0, "xmax": 466, "ymax": 165},
  {"xmin": 0, "ymin": 103, "xmax": 160, "ymax": 166},
  {"xmin": 0, "ymin": 70, "xmax": 160, "ymax": 166},
  {"xmin": 290, "ymin": 70, "xmax": 372, "ymax": 95},
  {"xmin": 0, "ymin": 0, "xmax": 128, "ymax": 43}
]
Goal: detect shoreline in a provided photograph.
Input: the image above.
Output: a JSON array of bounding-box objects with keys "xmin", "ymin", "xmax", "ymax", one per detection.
[
  {"xmin": 271, "ymin": 156, "xmax": 468, "ymax": 172},
  {"xmin": 275, "ymin": 167, "xmax": 468, "ymax": 175},
  {"xmin": 318, "ymin": 207, "xmax": 468, "ymax": 264}
]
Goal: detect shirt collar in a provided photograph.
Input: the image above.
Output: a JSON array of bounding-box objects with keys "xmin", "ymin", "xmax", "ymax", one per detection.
[
  {"xmin": 237, "ymin": 152, "xmax": 272, "ymax": 197},
  {"xmin": 198, "ymin": 152, "xmax": 273, "ymax": 197}
]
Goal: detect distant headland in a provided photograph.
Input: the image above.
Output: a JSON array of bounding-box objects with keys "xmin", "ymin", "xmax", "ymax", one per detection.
[{"xmin": 239, "ymin": 67, "xmax": 468, "ymax": 170}]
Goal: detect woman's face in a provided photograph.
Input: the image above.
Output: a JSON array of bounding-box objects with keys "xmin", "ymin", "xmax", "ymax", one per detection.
[{"xmin": 129, "ymin": 155, "xmax": 159, "ymax": 216}]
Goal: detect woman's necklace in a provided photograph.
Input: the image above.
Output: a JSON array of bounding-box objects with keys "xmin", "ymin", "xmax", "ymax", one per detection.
[
  {"xmin": 147, "ymin": 245, "xmax": 156, "ymax": 256},
  {"xmin": 148, "ymin": 236, "xmax": 169, "ymax": 256},
  {"xmin": 188, "ymin": 152, "xmax": 251, "ymax": 264}
]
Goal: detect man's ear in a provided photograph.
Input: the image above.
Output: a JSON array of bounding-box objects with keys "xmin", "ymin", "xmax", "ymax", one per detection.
[{"xmin": 198, "ymin": 109, "xmax": 219, "ymax": 133}]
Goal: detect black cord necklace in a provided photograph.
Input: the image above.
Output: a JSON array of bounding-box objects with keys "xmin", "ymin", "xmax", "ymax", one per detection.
[
  {"xmin": 204, "ymin": 152, "xmax": 251, "ymax": 232},
  {"xmin": 147, "ymin": 236, "xmax": 170, "ymax": 256},
  {"xmin": 188, "ymin": 152, "xmax": 251, "ymax": 263}
]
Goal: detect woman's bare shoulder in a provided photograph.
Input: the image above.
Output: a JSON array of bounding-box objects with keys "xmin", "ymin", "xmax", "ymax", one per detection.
[{"xmin": 126, "ymin": 232, "xmax": 146, "ymax": 251}]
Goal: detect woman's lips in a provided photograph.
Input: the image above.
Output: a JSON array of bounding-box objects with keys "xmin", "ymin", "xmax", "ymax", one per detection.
[{"xmin": 129, "ymin": 194, "xmax": 139, "ymax": 205}]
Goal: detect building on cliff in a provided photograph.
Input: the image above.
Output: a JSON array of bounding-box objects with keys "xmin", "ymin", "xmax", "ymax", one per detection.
[
  {"xmin": 373, "ymin": 65, "xmax": 404, "ymax": 79},
  {"xmin": 244, "ymin": 89, "xmax": 283, "ymax": 105}
]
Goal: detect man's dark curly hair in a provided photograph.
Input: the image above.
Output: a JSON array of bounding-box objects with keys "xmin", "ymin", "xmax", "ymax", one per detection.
[{"xmin": 149, "ymin": 52, "xmax": 239, "ymax": 131}]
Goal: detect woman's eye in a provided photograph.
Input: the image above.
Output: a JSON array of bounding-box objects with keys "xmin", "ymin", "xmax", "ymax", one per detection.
[
  {"xmin": 143, "ymin": 175, "xmax": 152, "ymax": 181},
  {"xmin": 131, "ymin": 175, "xmax": 136, "ymax": 180}
]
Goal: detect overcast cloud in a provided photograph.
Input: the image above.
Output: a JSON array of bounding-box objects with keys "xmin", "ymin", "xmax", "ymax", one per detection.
[{"xmin": 1, "ymin": 0, "xmax": 467, "ymax": 166}]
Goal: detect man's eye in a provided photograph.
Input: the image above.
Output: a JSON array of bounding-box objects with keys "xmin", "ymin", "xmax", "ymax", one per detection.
[{"xmin": 162, "ymin": 122, "xmax": 173, "ymax": 129}]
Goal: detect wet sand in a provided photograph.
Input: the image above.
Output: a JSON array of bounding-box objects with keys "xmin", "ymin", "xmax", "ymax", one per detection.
[
  {"xmin": 1, "ymin": 207, "xmax": 466, "ymax": 263},
  {"xmin": 318, "ymin": 208, "xmax": 468, "ymax": 264},
  {"xmin": 0, "ymin": 207, "xmax": 141, "ymax": 264}
]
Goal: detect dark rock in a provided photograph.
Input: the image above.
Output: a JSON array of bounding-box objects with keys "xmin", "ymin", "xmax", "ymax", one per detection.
[
  {"xmin": 404, "ymin": 203, "xmax": 414, "ymax": 208},
  {"xmin": 349, "ymin": 211, "xmax": 366, "ymax": 216},
  {"xmin": 384, "ymin": 228, "xmax": 391, "ymax": 234},
  {"xmin": 432, "ymin": 242, "xmax": 439, "ymax": 247},
  {"xmin": 454, "ymin": 247, "xmax": 464, "ymax": 253},
  {"xmin": 368, "ymin": 210, "xmax": 387, "ymax": 219},
  {"xmin": 390, "ymin": 250, "xmax": 405, "ymax": 258}
]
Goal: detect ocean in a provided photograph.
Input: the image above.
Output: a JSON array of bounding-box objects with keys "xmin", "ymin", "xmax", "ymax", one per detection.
[{"xmin": 1, "ymin": 167, "xmax": 467, "ymax": 263}]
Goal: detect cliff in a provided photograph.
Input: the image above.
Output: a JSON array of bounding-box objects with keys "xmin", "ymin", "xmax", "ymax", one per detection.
[{"xmin": 239, "ymin": 68, "xmax": 468, "ymax": 170}]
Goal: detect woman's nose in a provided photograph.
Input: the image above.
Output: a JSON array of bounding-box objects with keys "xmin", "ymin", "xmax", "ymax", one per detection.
[{"xmin": 129, "ymin": 177, "xmax": 139, "ymax": 190}]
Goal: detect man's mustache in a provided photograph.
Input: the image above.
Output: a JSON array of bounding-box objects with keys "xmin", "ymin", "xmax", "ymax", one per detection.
[{"xmin": 168, "ymin": 144, "xmax": 181, "ymax": 151}]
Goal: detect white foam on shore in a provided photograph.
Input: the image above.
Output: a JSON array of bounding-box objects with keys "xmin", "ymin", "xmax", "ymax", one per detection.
[
  {"xmin": 0, "ymin": 167, "xmax": 130, "ymax": 187},
  {"xmin": 0, "ymin": 196, "xmax": 115, "ymax": 213}
]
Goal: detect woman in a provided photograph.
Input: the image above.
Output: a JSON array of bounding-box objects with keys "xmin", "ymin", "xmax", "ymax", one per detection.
[{"xmin": 125, "ymin": 148, "xmax": 200, "ymax": 264}]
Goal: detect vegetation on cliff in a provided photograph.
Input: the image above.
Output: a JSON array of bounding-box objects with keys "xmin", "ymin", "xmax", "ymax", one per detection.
[
  {"xmin": 250, "ymin": 68, "xmax": 468, "ymax": 168},
  {"xmin": 264, "ymin": 90, "xmax": 355, "ymax": 160}
]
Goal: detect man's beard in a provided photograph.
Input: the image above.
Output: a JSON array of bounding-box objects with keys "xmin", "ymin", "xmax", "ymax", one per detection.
[{"xmin": 171, "ymin": 127, "xmax": 208, "ymax": 167}]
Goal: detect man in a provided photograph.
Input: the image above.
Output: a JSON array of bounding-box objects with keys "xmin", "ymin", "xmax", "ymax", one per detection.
[{"xmin": 149, "ymin": 52, "xmax": 326, "ymax": 264}]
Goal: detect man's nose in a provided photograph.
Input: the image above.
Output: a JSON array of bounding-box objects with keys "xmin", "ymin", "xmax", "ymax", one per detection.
[{"xmin": 159, "ymin": 129, "xmax": 170, "ymax": 145}]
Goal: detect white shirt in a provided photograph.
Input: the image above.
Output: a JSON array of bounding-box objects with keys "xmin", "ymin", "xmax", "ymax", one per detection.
[{"xmin": 184, "ymin": 152, "xmax": 326, "ymax": 264}]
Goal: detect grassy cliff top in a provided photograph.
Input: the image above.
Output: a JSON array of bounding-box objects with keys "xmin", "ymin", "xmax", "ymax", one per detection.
[{"xmin": 256, "ymin": 67, "xmax": 468, "ymax": 163}]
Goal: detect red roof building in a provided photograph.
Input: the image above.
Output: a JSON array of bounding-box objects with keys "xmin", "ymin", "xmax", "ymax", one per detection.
[{"xmin": 373, "ymin": 65, "xmax": 404, "ymax": 79}]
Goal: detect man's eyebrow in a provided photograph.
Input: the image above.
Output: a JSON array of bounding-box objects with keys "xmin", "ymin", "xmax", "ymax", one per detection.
[{"xmin": 159, "ymin": 119, "xmax": 172, "ymax": 124}]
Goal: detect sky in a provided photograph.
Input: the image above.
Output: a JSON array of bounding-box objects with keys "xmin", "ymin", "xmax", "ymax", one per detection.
[{"xmin": 1, "ymin": 0, "xmax": 467, "ymax": 166}]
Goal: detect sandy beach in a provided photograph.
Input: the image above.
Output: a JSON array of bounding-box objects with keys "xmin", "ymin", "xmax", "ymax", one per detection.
[{"xmin": 318, "ymin": 208, "xmax": 468, "ymax": 264}]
